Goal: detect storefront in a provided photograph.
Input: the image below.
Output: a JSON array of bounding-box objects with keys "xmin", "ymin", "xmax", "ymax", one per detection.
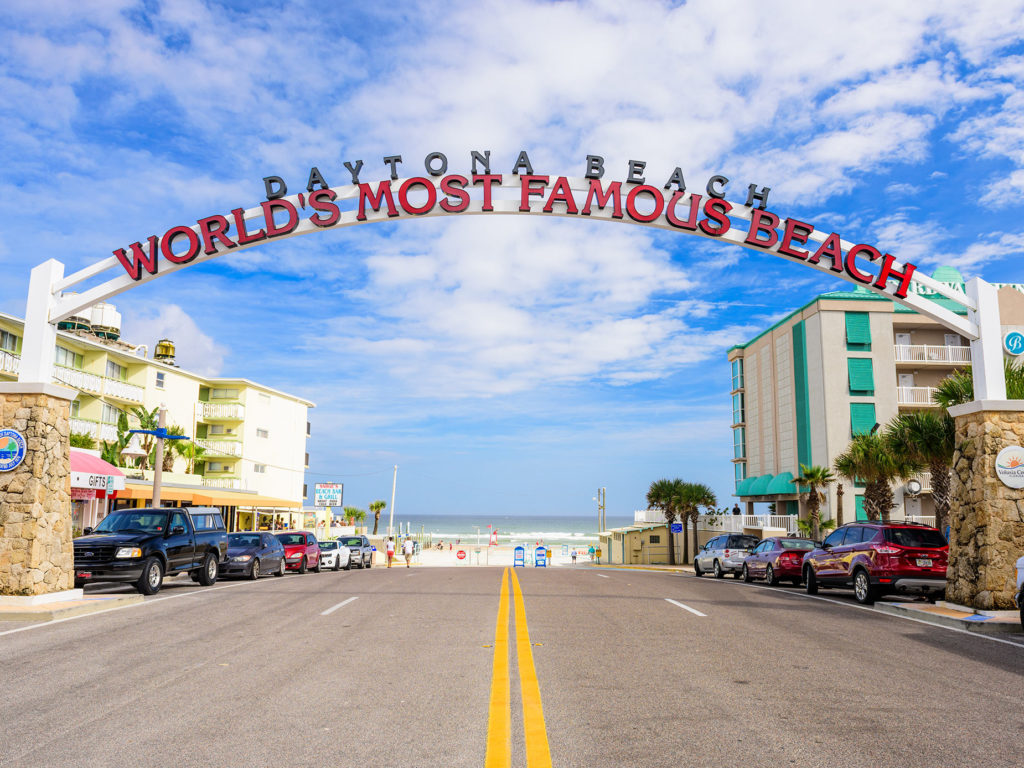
[{"xmin": 70, "ymin": 449, "xmax": 126, "ymax": 534}]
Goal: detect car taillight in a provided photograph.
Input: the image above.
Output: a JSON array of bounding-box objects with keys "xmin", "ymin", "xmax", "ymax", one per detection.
[
  {"xmin": 724, "ymin": 549, "xmax": 730, "ymax": 557},
  {"xmin": 875, "ymin": 545, "xmax": 901, "ymax": 555}
]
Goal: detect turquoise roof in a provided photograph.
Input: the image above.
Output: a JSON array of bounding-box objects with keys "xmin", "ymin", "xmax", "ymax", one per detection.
[
  {"xmin": 747, "ymin": 474, "xmax": 773, "ymax": 496},
  {"xmin": 931, "ymin": 266, "xmax": 965, "ymax": 285},
  {"xmin": 765, "ymin": 471, "xmax": 797, "ymax": 495},
  {"xmin": 735, "ymin": 477, "xmax": 756, "ymax": 496}
]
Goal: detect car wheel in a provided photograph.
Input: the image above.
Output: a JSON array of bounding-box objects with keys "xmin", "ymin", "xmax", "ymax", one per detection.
[
  {"xmin": 298, "ymin": 556, "xmax": 308, "ymax": 574},
  {"xmin": 249, "ymin": 559, "xmax": 260, "ymax": 580},
  {"xmin": 334, "ymin": 556, "xmax": 340, "ymax": 571},
  {"xmin": 742, "ymin": 564, "xmax": 752, "ymax": 583},
  {"xmin": 853, "ymin": 569, "xmax": 877, "ymax": 605},
  {"xmin": 693, "ymin": 560, "xmax": 703, "ymax": 577},
  {"xmin": 713, "ymin": 560, "xmax": 724, "ymax": 579},
  {"xmin": 344, "ymin": 559, "xmax": 351, "ymax": 571},
  {"xmin": 804, "ymin": 566, "xmax": 818, "ymax": 595},
  {"xmin": 313, "ymin": 557, "xmax": 321, "ymax": 573},
  {"xmin": 136, "ymin": 557, "xmax": 163, "ymax": 595},
  {"xmin": 275, "ymin": 558, "xmax": 285, "ymax": 577},
  {"xmin": 765, "ymin": 564, "xmax": 779, "ymax": 587},
  {"xmin": 366, "ymin": 554, "xmax": 372, "ymax": 569},
  {"xmin": 197, "ymin": 553, "xmax": 218, "ymax": 586}
]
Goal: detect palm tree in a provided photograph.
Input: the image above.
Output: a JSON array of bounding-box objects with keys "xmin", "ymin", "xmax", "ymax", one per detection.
[
  {"xmin": 343, "ymin": 506, "xmax": 367, "ymax": 526},
  {"xmin": 180, "ymin": 442, "xmax": 206, "ymax": 474},
  {"xmin": 646, "ymin": 478, "xmax": 680, "ymax": 565},
  {"xmin": 883, "ymin": 411, "xmax": 955, "ymax": 531},
  {"xmin": 834, "ymin": 433, "xmax": 921, "ymax": 521},
  {"xmin": 161, "ymin": 425, "xmax": 187, "ymax": 472},
  {"xmin": 791, "ymin": 464, "xmax": 835, "ymax": 541},
  {"xmin": 678, "ymin": 482, "xmax": 717, "ymax": 564},
  {"xmin": 933, "ymin": 358, "xmax": 1024, "ymax": 409},
  {"xmin": 369, "ymin": 500, "xmax": 387, "ymax": 535}
]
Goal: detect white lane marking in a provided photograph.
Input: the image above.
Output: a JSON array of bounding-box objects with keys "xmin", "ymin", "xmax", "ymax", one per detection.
[
  {"xmin": 0, "ymin": 579, "xmax": 276, "ymax": 638},
  {"xmin": 665, "ymin": 598, "xmax": 707, "ymax": 617},
  {"xmin": 702, "ymin": 576, "xmax": 1024, "ymax": 649},
  {"xmin": 321, "ymin": 596, "xmax": 359, "ymax": 616},
  {"xmin": 596, "ymin": 574, "xmax": 610, "ymax": 579}
]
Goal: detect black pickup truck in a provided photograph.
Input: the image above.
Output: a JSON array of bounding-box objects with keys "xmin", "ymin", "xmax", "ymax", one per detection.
[{"xmin": 73, "ymin": 507, "xmax": 229, "ymax": 595}]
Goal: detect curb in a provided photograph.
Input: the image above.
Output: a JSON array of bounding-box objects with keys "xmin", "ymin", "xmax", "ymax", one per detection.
[
  {"xmin": 874, "ymin": 601, "xmax": 1023, "ymax": 635},
  {"xmin": 0, "ymin": 594, "xmax": 144, "ymax": 623}
]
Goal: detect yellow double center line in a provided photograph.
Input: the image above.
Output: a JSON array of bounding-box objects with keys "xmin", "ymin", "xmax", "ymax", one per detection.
[{"xmin": 485, "ymin": 567, "xmax": 552, "ymax": 768}]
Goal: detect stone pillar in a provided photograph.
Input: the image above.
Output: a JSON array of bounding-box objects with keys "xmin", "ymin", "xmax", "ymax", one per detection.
[
  {"xmin": 946, "ymin": 400, "xmax": 1024, "ymax": 610},
  {"xmin": 0, "ymin": 383, "xmax": 76, "ymax": 597}
]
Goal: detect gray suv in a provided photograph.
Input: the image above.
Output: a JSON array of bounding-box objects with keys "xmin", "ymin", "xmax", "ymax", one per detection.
[{"xmin": 694, "ymin": 534, "xmax": 760, "ymax": 579}]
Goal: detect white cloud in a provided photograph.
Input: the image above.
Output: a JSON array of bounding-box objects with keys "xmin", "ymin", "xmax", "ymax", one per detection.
[{"xmin": 120, "ymin": 303, "xmax": 226, "ymax": 377}]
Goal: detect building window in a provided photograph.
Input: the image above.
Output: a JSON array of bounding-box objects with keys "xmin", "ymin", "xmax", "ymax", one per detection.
[
  {"xmin": 844, "ymin": 312, "xmax": 871, "ymax": 350},
  {"xmin": 0, "ymin": 329, "xmax": 18, "ymax": 353},
  {"xmin": 847, "ymin": 358, "xmax": 875, "ymax": 395},
  {"xmin": 733, "ymin": 427, "xmax": 746, "ymax": 459},
  {"xmin": 253, "ymin": 464, "xmax": 267, "ymax": 474},
  {"xmin": 101, "ymin": 403, "xmax": 122, "ymax": 424},
  {"xmin": 731, "ymin": 358, "xmax": 744, "ymax": 390},
  {"xmin": 306, "ymin": 421, "xmax": 311, "ymax": 437},
  {"xmin": 155, "ymin": 372, "xmax": 165, "ymax": 389},
  {"xmin": 55, "ymin": 346, "xmax": 83, "ymax": 369},
  {"xmin": 303, "ymin": 484, "xmax": 308, "ymax": 498},
  {"xmin": 210, "ymin": 388, "xmax": 238, "ymax": 399},
  {"xmin": 257, "ymin": 428, "xmax": 269, "ymax": 439},
  {"xmin": 649, "ymin": 534, "xmax": 661, "ymax": 544},
  {"xmin": 850, "ymin": 402, "xmax": 876, "ymax": 436},
  {"xmin": 734, "ymin": 462, "xmax": 746, "ymax": 484},
  {"xmin": 70, "ymin": 400, "xmax": 80, "ymax": 418},
  {"xmin": 304, "ymin": 452, "xmax": 310, "ymax": 468},
  {"xmin": 732, "ymin": 393, "xmax": 745, "ymax": 425},
  {"xmin": 105, "ymin": 360, "xmax": 127, "ymax": 381}
]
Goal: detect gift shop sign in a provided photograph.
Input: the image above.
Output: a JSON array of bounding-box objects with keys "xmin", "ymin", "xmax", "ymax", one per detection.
[{"xmin": 110, "ymin": 150, "xmax": 919, "ymax": 301}]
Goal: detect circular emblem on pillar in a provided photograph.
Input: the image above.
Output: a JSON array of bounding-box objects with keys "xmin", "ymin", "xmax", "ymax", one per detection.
[
  {"xmin": 0, "ymin": 428, "xmax": 27, "ymax": 472},
  {"xmin": 995, "ymin": 445, "xmax": 1024, "ymax": 489},
  {"xmin": 1004, "ymin": 330, "xmax": 1024, "ymax": 356}
]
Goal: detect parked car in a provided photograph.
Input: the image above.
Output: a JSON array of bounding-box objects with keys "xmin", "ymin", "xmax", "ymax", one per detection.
[
  {"xmin": 802, "ymin": 522, "xmax": 948, "ymax": 604},
  {"xmin": 73, "ymin": 507, "xmax": 228, "ymax": 595},
  {"xmin": 742, "ymin": 537, "xmax": 816, "ymax": 585},
  {"xmin": 694, "ymin": 534, "xmax": 761, "ymax": 578},
  {"xmin": 220, "ymin": 532, "xmax": 286, "ymax": 579},
  {"xmin": 276, "ymin": 531, "xmax": 321, "ymax": 573},
  {"xmin": 337, "ymin": 535, "xmax": 373, "ymax": 569},
  {"xmin": 319, "ymin": 540, "xmax": 352, "ymax": 571}
]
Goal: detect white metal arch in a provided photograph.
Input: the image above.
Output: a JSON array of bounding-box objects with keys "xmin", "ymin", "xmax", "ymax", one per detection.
[{"xmin": 19, "ymin": 174, "xmax": 1006, "ymax": 399}]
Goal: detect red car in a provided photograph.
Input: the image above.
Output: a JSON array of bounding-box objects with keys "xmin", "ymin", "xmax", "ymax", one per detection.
[
  {"xmin": 802, "ymin": 522, "xmax": 948, "ymax": 604},
  {"xmin": 742, "ymin": 537, "xmax": 816, "ymax": 586},
  {"xmin": 275, "ymin": 531, "xmax": 321, "ymax": 573}
]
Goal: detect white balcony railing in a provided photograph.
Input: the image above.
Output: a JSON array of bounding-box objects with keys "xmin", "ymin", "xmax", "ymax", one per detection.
[
  {"xmin": 103, "ymin": 377, "xmax": 144, "ymax": 402},
  {"xmin": 70, "ymin": 418, "xmax": 98, "ymax": 438},
  {"xmin": 202, "ymin": 477, "xmax": 245, "ymax": 490},
  {"xmin": 98, "ymin": 422, "xmax": 118, "ymax": 442},
  {"xmin": 696, "ymin": 514, "xmax": 800, "ymax": 534},
  {"xmin": 904, "ymin": 515, "xmax": 936, "ymax": 527},
  {"xmin": 894, "ymin": 344, "xmax": 970, "ymax": 365},
  {"xmin": 0, "ymin": 349, "xmax": 20, "ymax": 375},
  {"xmin": 193, "ymin": 438, "xmax": 243, "ymax": 457},
  {"xmin": 201, "ymin": 402, "xmax": 246, "ymax": 420},
  {"xmin": 53, "ymin": 365, "xmax": 103, "ymax": 393},
  {"xmin": 897, "ymin": 386, "xmax": 938, "ymax": 406}
]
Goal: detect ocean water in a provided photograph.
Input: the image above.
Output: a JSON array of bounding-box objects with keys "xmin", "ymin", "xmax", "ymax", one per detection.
[{"xmin": 379, "ymin": 513, "xmax": 634, "ymax": 547}]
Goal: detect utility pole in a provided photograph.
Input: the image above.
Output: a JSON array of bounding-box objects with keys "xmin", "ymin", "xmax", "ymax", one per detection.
[
  {"xmin": 387, "ymin": 464, "xmax": 398, "ymax": 538},
  {"xmin": 596, "ymin": 487, "xmax": 606, "ymax": 532}
]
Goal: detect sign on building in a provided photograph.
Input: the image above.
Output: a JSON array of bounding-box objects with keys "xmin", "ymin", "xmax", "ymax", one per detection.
[
  {"xmin": 314, "ymin": 482, "xmax": 343, "ymax": 507},
  {"xmin": 0, "ymin": 429, "xmax": 26, "ymax": 473}
]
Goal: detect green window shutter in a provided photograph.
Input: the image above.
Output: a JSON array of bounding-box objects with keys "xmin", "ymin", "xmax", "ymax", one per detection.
[
  {"xmin": 855, "ymin": 495, "xmax": 867, "ymax": 521},
  {"xmin": 847, "ymin": 358, "xmax": 875, "ymax": 394},
  {"xmin": 850, "ymin": 402, "xmax": 876, "ymax": 436},
  {"xmin": 845, "ymin": 312, "xmax": 871, "ymax": 349}
]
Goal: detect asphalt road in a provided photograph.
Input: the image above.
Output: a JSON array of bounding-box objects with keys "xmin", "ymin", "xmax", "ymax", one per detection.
[{"xmin": 1, "ymin": 565, "xmax": 1022, "ymax": 768}]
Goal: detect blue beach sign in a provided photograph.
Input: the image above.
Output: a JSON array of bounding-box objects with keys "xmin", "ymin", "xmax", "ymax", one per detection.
[
  {"xmin": 513, "ymin": 546, "xmax": 525, "ymax": 567},
  {"xmin": 1004, "ymin": 331, "xmax": 1024, "ymax": 356},
  {"xmin": 0, "ymin": 429, "xmax": 27, "ymax": 472},
  {"xmin": 535, "ymin": 546, "xmax": 547, "ymax": 567}
]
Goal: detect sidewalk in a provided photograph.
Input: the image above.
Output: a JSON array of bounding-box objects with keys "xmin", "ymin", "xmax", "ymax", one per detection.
[
  {"xmin": 874, "ymin": 600, "xmax": 1023, "ymax": 635},
  {"xmin": 0, "ymin": 593, "xmax": 143, "ymax": 623}
]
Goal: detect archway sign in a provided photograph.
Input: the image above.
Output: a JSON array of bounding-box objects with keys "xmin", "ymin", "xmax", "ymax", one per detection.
[{"xmin": 19, "ymin": 149, "xmax": 1005, "ymax": 400}]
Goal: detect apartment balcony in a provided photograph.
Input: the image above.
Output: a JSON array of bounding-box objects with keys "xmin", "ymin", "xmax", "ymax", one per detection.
[
  {"xmin": 70, "ymin": 417, "xmax": 99, "ymax": 438},
  {"xmin": 193, "ymin": 437, "xmax": 243, "ymax": 458},
  {"xmin": 897, "ymin": 385, "xmax": 938, "ymax": 407},
  {"xmin": 697, "ymin": 514, "xmax": 800, "ymax": 535},
  {"xmin": 202, "ymin": 476, "xmax": 246, "ymax": 490},
  {"xmin": 200, "ymin": 402, "xmax": 246, "ymax": 421},
  {"xmin": 893, "ymin": 344, "xmax": 970, "ymax": 365},
  {"xmin": 103, "ymin": 376, "xmax": 145, "ymax": 403},
  {"xmin": 53, "ymin": 365, "xmax": 103, "ymax": 394},
  {"xmin": 0, "ymin": 349, "xmax": 20, "ymax": 376}
]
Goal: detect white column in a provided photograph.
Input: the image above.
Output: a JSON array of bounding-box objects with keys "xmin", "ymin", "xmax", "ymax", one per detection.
[
  {"xmin": 19, "ymin": 259, "xmax": 65, "ymax": 384},
  {"xmin": 966, "ymin": 277, "xmax": 1006, "ymax": 401}
]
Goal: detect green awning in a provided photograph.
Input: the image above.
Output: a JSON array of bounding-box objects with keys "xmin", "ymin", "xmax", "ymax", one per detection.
[
  {"xmin": 850, "ymin": 402, "xmax": 876, "ymax": 436},
  {"xmin": 735, "ymin": 477, "xmax": 756, "ymax": 496},
  {"xmin": 747, "ymin": 474, "xmax": 773, "ymax": 496},
  {"xmin": 847, "ymin": 357, "xmax": 875, "ymax": 394},
  {"xmin": 845, "ymin": 312, "xmax": 871, "ymax": 346},
  {"xmin": 765, "ymin": 471, "xmax": 797, "ymax": 495}
]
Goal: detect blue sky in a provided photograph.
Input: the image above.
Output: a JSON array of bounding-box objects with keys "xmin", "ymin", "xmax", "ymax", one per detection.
[{"xmin": 2, "ymin": 1, "xmax": 1024, "ymax": 518}]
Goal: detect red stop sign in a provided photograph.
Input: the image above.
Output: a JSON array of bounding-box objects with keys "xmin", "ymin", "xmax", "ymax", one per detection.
[{"xmin": 456, "ymin": 550, "xmax": 466, "ymax": 560}]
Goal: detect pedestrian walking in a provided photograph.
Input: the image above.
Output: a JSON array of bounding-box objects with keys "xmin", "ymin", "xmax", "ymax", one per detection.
[
  {"xmin": 571, "ymin": 549, "xmax": 577, "ymax": 565},
  {"xmin": 588, "ymin": 545, "xmax": 595, "ymax": 561},
  {"xmin": 403, "ymin": 537, "xmax": 414, "ymax": 567},
  {"xmin": 385, "ymin": 536, "xmax": 396, "ymax": 567}
]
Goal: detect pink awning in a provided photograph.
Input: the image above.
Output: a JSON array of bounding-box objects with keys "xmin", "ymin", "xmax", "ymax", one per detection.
[{"xmin": 70, "ymin": 449, "xmax": 125, "ymax": 494}]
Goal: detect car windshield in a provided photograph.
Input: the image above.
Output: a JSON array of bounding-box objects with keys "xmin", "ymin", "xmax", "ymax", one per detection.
[
  {"xmin": 93, "ymin": 511, "xmax": 168, "ymax": 534},
  {"xmin": 885, "ymin": 527, "xmax": 947, "ymax": 548},
  {"xmin": 340, "ymin": 538, "xmax": 363, "ymax": 546},
  {"xmin": 780, "ymin": 539, "xmax": 815, "ymax": 549},
  {"xmin": 229, "ymin": 534, "xmax": 260, "ymax": 547},
  {"xmin": 277, "ymin": 533, "xmax": 306, "ymax": 545},
  {"xmin": 319, "ymin": 541, "xmax": 337, "ymax": 550}
]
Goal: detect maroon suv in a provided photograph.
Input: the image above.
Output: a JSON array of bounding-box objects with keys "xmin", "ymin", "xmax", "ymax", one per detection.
[{"xmin": 802, "ymin": 522, "xmax": 948, "ymax": 604}]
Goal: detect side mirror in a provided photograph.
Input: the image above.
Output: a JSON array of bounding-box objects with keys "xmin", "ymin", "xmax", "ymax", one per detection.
[
  {"xmin": 83, "ymin": 527, "xmax": 93, "ymax": 536},
  {"xmin": 172, "ymin": 525, "xmax": 186, "ymax": 535}
]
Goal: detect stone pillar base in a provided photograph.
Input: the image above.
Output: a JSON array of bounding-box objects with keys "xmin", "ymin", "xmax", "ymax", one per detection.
[{"xmin": 946, "ymin": 400, "xmax": 1024, "ymax": 610}]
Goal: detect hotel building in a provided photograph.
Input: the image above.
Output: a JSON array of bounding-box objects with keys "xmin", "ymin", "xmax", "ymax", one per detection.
[
  {"xmin": 728, "ymin": 267, "xmax": 1024, "ymax": 524},
  {"xmin": 0, "ymin": 304, "xmax": 314, "ymax": 531}
]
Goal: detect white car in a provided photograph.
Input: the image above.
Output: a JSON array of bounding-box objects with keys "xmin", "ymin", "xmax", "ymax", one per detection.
[{"xmin": 318, "ymin": 540, "xmax": 352, "ymax": 571}]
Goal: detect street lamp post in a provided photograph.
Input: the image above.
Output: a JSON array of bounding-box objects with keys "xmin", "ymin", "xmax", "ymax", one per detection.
[
  {"xmin": 387, "ymin": 464, "xmax": 398, "ymax": 538},
  {"xmin": 593, "ymin": 487, "xmax": 606, "ymax": 533}
]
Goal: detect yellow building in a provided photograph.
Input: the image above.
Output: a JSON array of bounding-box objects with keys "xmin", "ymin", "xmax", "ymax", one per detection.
[{"xmin": 0, "ymin": 304, "xmax": 313, "ymax": 530}]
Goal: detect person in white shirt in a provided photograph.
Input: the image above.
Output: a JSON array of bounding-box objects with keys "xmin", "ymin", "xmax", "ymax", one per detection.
[
  {"xmin": 385, "ymin": 537, "xmax": 396, "ymax": 568},
  {"xmin": 402, "ymin": 537, "xmax": 414, "ymax": 567}
]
